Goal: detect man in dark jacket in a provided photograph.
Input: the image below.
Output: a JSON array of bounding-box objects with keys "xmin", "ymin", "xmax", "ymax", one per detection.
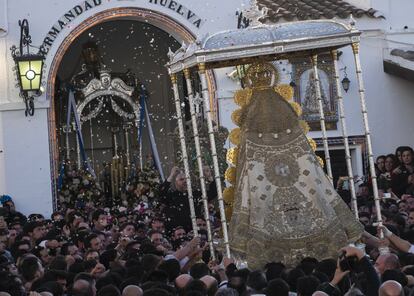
[
  {"xmin": 159, "ymin": 166, "xmax": 216, "ymax": 234},
  {"xmin": 319, "ymin": 245, "xmax": 380, "ymax": 296}
]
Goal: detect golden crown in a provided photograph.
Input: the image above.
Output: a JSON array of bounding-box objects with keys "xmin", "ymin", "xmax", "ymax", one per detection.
[{"xmin": 245, "ymin": 62, "xmax": 279, "ymax": 88}]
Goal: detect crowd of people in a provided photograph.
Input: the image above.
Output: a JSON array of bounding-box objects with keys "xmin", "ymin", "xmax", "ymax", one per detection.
[{"xmin": 2, "ymin": 146, "xmax": 414, "ymax": 295}]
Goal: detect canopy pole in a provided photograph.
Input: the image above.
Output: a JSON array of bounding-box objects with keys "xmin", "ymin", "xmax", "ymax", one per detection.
[
  {"xmin": 134, "ymin": 117, "xmax": 140, "ymax": 171},
  {"xmin": 74, "ymin": 122, "xmax": 81, "ymax": 170},
  {"xmin": 184, "ymin": 68, "xmax": 216, "ymax": 260},
  {"xmin": 198, "ymin": 63, "xmax": 231, "ymax": 258},
  {"xmin": 311, "ymin": 54, "xmax": 333, "ymax": 183},
  {"xmin": 89, "ymin": 114, "xmax": 95, "ymax": 172},
  {"xmin": 331, "ymin": 50, "xmax": 359, "ymax": 219},
  {"xmin": 351, "ymin": 43, "xmax": 384, "ymax": 238},
  {"xmin": 124, "ymin": 125, "xmax": 131, "ymax": 167},
  {"xmin": 64, "ymin": 125, "xmax": 70, "ymax": 161},
  {"xmin": 170, "ymin": 73, "xmax": 199, "ymax": 236}
]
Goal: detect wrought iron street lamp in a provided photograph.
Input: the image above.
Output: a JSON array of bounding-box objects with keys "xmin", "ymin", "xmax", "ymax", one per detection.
[
  {"xmin": 341, "ymin": 76, "xmax": 351, "ymax": 93},
  {"xmin": 11, "ymin": 19, "xmax": 45, "ymax": 116},
  {"xmin": 341, "ymin": 66, "xmax": 351, "ymax": 93}
]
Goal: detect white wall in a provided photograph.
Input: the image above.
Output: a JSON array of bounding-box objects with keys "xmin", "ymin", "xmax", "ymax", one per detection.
[
  {"xmin": 0, "ymin": 112, "xmax": 5, "ymax": 193},
  {"xmin": 0, "ymin": 6, "xmax": 6, "ymax": 193},
  {"xmin": 379, "ymin": 0, "xmax": 414, "ymax": 31},
  {"xmin": 338, "ymin": 16, "xmax": 414, "ymax": 157},
  {"xmin": 2, "ymin": 108, "xmax": 53, "ymax": 216},
  {"xmin": 0, "ymin": 0, "xmax": 8, "ymax": 34},
  {"xmin": 0, "ymin": 0, "xmax": 244, "ymax": 215}
]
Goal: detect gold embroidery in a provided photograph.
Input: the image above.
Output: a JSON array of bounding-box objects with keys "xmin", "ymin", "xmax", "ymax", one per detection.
[
  {"xmin": 228, "ymin": 62, "xmax": 363, "ymax": 268},
  {"xmin": 264, "ymin": 154, "xmax": 300, "ymax": 187}
]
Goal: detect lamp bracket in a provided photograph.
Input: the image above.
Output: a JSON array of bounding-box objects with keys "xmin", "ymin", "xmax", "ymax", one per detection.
[
  {"xmin": 10, "ymin": 19, "xmax": 32, "ymax": 58},
  {"xmin": 19, "ymin": 19, "xmax": 32, "ymax": 56},
  {"xmin": 24, "ymin": 95, "xmax": 35, "ymax": 116},
  {"xmin": 340, "ymin": 66, "xmax": 348, "ymax": 77}
]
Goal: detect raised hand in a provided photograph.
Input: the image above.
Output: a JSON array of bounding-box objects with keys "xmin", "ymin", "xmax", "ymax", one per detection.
[{"xmin": 330, "ymin": 259, "xmax": 350, "ymax": 286}]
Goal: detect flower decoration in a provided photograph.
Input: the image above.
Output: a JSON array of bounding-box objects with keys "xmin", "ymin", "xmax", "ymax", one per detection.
[
  {"xmin": 231, "ymin": 109, "xmax": 243, "ymax": 127},
  {"xmin": 226, "ymin": 147, "xmax": 239, "ymax": 166},
  {"xmin": 225, "ymin": 167, "xmax": 237, "ymax": 185},
  {"xmin": 274, "ymin": 84, "xmax": 294, "ymax": 101},
  {"xmin": 317, "ymin": 156, "xmax": 324, "ymax": 168},
  {"xmin": 234, "ymin": 88, "xmax": 252, "ymax": 107},
  {"xmin": 290, "ymin": 101, "xmax": 302, "ymax": 117},
  {"xmin": 299, "ymin": 120, "xmax": 310, "ymax": 134},
  {"xmin": 307, "ymin": 137, "xmax": 317, "ymax": 151},
  {"xmin": 229, "ymin": 128, "xmax": 241, "ymax": 146}
]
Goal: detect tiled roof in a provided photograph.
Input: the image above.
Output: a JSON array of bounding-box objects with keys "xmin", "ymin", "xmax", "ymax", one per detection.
[{"xmin": 257, "ymin": 0, "xmax": 383, "ymax": 23}]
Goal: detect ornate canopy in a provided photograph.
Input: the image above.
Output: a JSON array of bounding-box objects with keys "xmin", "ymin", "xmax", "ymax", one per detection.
[{"xmin": 167, "ymin": 19, "xmax": 360, "ymax": 73}]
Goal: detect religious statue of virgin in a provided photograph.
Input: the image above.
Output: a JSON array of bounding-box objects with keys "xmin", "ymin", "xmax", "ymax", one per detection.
[{"xmin": 226, "ymin": 62, "xmax": 363, "ymax": 269}]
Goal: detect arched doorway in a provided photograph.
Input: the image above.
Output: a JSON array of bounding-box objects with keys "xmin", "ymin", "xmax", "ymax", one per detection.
[{"xmin": 46, "ymin": 8, "xmax": 217, "ymax": 209}]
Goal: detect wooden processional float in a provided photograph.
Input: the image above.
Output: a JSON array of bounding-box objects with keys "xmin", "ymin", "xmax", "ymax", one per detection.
[{"xmin": 166, "ymin": 15, "xmax": 383, "ymax": 258}]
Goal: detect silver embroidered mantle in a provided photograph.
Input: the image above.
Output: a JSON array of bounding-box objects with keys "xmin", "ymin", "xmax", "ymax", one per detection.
[{"xmin": 229, "ymin": 88, "xmax": 363, "ymax": 269}]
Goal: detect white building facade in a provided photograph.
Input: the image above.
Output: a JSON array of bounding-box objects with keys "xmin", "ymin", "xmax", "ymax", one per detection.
[{"xmin": 0, "ymin": 0, "xmax": 413, "ymax": 216}]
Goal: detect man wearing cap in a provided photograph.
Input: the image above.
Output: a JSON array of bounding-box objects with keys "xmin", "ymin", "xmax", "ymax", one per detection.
[{"xmin": 0, "ymin": 195, "xmax": 27, "ymax": 224}]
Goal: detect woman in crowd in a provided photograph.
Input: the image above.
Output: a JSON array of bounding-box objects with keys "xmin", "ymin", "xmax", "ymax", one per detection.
[
  {"xmin": 378, "ymin": 154, "xmax": 397, "ymax": 192},
  {"xmin": 376, "ymin": 155, "xmax": 386, "ymax": 177}
]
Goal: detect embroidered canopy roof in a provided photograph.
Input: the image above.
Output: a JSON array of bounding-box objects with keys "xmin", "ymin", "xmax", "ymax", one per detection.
[{"xmin": 167, "ymin": 19, "xmax": 360, "ymax": 73}]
